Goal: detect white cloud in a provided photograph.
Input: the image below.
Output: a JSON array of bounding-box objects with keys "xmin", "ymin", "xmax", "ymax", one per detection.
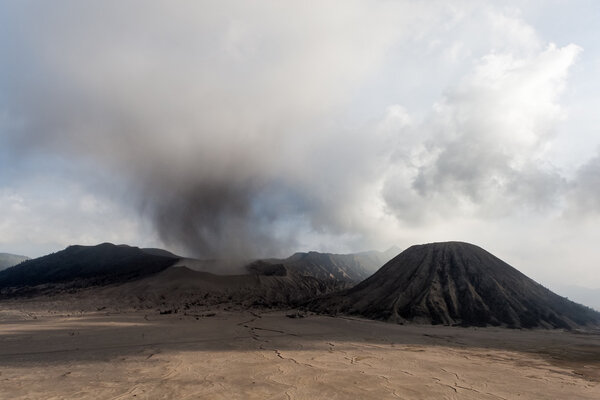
[
  {"xmin": 0, "ymin": 182, "xmax": 160, "ymax": 258},
  {"xmin": 383, "ymin": 43, "xmax": 580, "ymax": 222}
]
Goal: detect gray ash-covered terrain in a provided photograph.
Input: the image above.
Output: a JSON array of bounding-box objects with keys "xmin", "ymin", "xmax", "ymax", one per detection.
[
  {"xmin": 5, "ymin": 240, "xmax": 598, "ymax": 329},
  {"xmin": 0, "ymin": 243, "xmax": 375, "ymax": 308},
  {"xmin": 96, "ymin": 265, "xmax": 342, "ymax": 311},
  {"xmin": 310, "ymin": 241, "xmax": 600, "ymax": 329}
]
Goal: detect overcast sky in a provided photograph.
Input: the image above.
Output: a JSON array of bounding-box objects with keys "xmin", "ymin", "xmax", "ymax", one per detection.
[{"xmin": 1, "ymin": 1, "xmax": 599, "ymax": 289}]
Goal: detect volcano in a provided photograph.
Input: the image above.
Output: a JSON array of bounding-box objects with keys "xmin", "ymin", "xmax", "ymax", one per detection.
[
  {"xmin": 0, "ymin": 243, "xmax": 179, "ymax": 293},
  {"xmin": 311, "ymin": 242, "xmax": 600, "ymax": 329}
]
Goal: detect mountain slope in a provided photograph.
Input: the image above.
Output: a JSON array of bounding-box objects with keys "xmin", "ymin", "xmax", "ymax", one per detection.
[
  {"xmin": 96, "ymin": 265, "xmax": 341, "ymax": 309},
  {"xmin": 0, "ymin": 244, "xmax": 350, "ymax": 307},
  {"xmin": 246, "ymin": 249, "xmax": 395, "ymax": 285},
  {"xmin": 310, "ymin": 242, "xmax": 600, "ymax": 329},
  {"xmin": 0, "ymin": 253, "xmax": 29, "ymax": 271},
  {"xmin": 0, "ymin": 243, "xmax": 179, "ymax": 292}
]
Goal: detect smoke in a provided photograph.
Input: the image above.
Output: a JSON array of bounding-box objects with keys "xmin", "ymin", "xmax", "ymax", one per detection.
[
  {"xmin": 568, "ymin": 150, "xmax": 600, "ymax": 215},
  {"xmin": 1, "ymin": 1, "xmax": 600, "ymax": 272},
  {"xmin": 0, "ymin": 1, "xmax": 429, "ymax": 258}
]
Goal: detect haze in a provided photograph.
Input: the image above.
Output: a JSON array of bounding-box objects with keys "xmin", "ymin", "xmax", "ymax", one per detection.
[{"xmin": 1, "ymin": 0, "xmax": 600, "ymax": 291}]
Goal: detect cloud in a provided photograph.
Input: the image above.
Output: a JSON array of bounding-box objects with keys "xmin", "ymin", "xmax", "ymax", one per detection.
[
  {"xmin": 383, "ymin": 43, "xmax": 580, "ymax": 222},
  {"xmin": 1, "ymin": 1, "xmax": 433, "ymax": 258},
  {"xmin": 1, "ymin": 0, "xmax": 600, "ymax": 285},
  {"xmin": 0, "ymin": 181, "xmax": 156, "ymax": 258},
  {"xmin": 567, "ymin": 150, "xmax": 600, "ymax": 215}
]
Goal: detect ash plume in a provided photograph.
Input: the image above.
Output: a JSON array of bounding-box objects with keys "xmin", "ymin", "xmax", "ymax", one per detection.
[
  {"xmin": 0, "ymin": 2, "xmax": 406, "ymax": 258},
  {"xmin": 2, "ymin": 1, "xmax": 600, "ymax": 281}
]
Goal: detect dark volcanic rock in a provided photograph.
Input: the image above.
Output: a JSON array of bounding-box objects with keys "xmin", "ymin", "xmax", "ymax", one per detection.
[
  {"xmin": 103, "ymin": 265, "xmax": 342, "ymax": 309},
  {"xmin": 310, "ymin": 242, "xmax": 600, "ymax": 329},
  {"xmin": 246, "ymin": 261, "xmax": 288, "ymax": 276},
  {"xmin": 0, "ymin": 244, "xmax": 347, "ymax": 308},
  {"xmin": 247, "ymin": 249, "xmax": 395, "ymax": 285},
  {"xmin": 0, "ymin": 243, "xmax": 179, "ymax": 294}
]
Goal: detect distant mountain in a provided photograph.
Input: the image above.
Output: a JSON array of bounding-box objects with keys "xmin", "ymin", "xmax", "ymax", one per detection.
[
  {"xmin": 551, "ymin": 285, "xmax": 600, "ymax": 312},
  {"xmin": 137, "ymin": 248, "xmax": 397, "ymax": 308},
  {"xmin": 246, "ymin": 248, "xmax": 396, "ymax": 285},
  {"xmin": 0, "ymin": 253, "xmax": 29, "ymax": 271},
  {"xmin": 0, "ymin": 243, "xmax": 179, "ymax": 293},
  {"xmin": 310, "ymin": 242, "xmax": 600, "ymax": 329},
  {"xmin": 0, "ymin": 243, "xmax": 397, "ymax": 305},
  {"xmin": 98, "ymin": 247, "xmax": 399, "ymax": 309},
  {"xmin": 138, "ymin": 247, "xmax": 181, "ymax": 258}
]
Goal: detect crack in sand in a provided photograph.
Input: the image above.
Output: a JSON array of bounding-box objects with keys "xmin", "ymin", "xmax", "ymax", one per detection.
[
  {"xmin": 440, "ymin": 366, "xmax": 510, "ymax": 399},
  {"xmin": 432, "ymin": 377, "xmax": 457, "ymax": 393},
  {"xmin": 377, "ymin": 375, "xmax": 402, "ymax": 399},
  {"xmin": 274, "ymin": 349, "xmax": 314, "ymax": 369},
  {"xmin": 441, "ymin": 367, "xmax": 460, "ymax": 381},
  {"xmin": 253, "ymin": 326, "xmax": 299, "ymax": 336},
  {"xmin": 454, "ymin": 383, "xmax": 509, "ymax": 400},
  {"xmin": 4, "ymin": 312, "xmax": 599, "ymax": 399}
]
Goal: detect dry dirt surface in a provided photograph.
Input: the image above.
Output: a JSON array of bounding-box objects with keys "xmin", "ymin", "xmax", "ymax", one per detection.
[{"xmin": 0, "ymin": 306, "xmax": 599, "ymax": 399}]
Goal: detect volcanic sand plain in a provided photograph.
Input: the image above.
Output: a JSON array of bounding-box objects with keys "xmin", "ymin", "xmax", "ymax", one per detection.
[{"xmin": 0, "ymin": 303, "xmax": 599, "ymax": 399}]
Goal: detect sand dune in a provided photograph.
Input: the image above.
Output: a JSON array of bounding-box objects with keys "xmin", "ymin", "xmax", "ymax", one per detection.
[{"xmin": 1, "ymin": 304, "xmax": 598, "ymax": 399}]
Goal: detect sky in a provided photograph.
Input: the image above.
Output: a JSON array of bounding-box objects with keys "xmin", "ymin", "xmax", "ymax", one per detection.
[{"xmin": 1, "ymin": 1, "xmax": 599, "ymax": 289}]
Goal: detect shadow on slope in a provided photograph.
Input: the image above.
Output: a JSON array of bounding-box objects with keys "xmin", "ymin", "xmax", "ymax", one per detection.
[
  {"xmin": 0, "ymin": 243, "xmax": 179, "ymax": 296},
  {"xmin": 309, "ymin": 242, "xmax": 600, "ymax": 330}
]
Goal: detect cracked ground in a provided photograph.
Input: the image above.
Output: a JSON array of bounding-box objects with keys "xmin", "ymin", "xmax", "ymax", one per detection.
[{"xmin": 0, "ymin": 308, "xmax": 599, "ymax": 399}]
